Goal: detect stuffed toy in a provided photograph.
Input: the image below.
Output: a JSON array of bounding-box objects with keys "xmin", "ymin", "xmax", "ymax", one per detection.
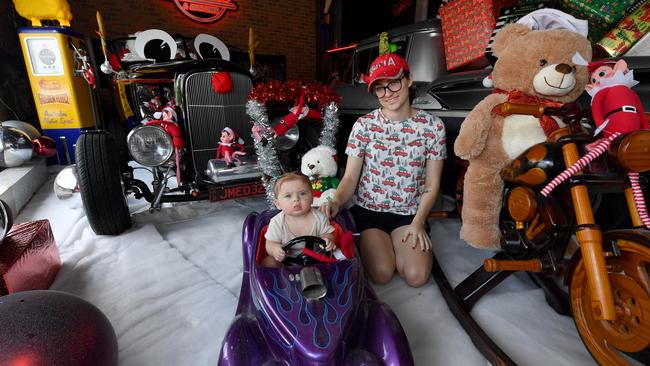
[
  {"xmin": 454, "ymin": 23, "xmax": 592, "ymax": 249},
  {"xmin": 541, "ymin": 59, "xmax": 650, "ymax": 228},
  {"xmin": 300, "ymin": 145, "xmax": 339, "ymax": 207},
  {"xmin": 216, "ymin": 127, "xmax": 246, "ymax": 167}
]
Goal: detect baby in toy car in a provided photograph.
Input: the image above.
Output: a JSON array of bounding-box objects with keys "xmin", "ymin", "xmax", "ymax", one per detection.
[{"xmin": 262, "ymin": 172, "xmax": 337, "ymax": 267}]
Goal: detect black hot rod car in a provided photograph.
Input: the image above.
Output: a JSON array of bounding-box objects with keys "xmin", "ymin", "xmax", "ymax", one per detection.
[{"xmin": 74, "ymin": 31, "xmax": 264, "ymax": 235}]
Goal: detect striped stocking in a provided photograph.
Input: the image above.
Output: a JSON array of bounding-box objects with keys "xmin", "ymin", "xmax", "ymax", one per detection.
[{"xmin": 539, "ymin": 132, "xmax": 650, "ymax": 229}]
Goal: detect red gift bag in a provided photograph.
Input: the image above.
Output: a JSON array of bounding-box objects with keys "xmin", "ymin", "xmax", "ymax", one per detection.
[
  {"xmin": 0, "ymin": 220, "xmax": 61, "ymax": 295},
  {"xmin": 440, "ymin": 0, "xmax": 517, "ymax": 71}
]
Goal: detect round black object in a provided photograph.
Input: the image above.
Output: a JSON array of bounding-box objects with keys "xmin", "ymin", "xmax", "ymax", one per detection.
[
  {"xmin": 0, "ymin": 290, "xmax": 118, "ymax": 366},
  {"xmin": 282, "ymin": 235, "xmax": 331, "ymax": 266},
  {"xmin": 76, "ymin": 131, "xmax": 132, "ymax": 235},
  {"xmin": 143, "ymin": 39, "xmax": 173, "ymax": 62}
]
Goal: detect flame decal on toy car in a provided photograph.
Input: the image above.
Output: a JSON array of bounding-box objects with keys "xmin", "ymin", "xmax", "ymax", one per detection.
[{"xmin": 262, "ymin": 263, "xmax": 357, "ymax": 351}]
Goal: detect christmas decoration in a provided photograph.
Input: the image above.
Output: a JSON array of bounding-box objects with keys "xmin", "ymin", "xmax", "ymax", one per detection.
[
  {"xmin": 216, "ymin": 127, "xmax": 246, "ymax": 167},
  {"xmin": 248, "ymin": 27, "xmax": 259, "ymax": 75},
  {"xmin": 211, "ymin": 71, "xmax": 233, "ymax": 94},
  {"xmin": 560, "ymin": 0, "xmax": 638, "ymax": 41},
  {"xmin": 541, "ymin": 60, "xmax": 650, "ymax": 228},
  {"xmin": 1, "ymin": 219, "xmax": 60, "ymax": 295},
  {"xmin": 439, "ymin": 0, "xmax": 517, "ymax": 71},
  {"xmin": 301, "ymin": 145, "xmax": 340, "ymax": 207},
  {"xmin": 454, "ymin": 23, "xmax": 591, "ymax": 249},
  {"xmin": 595, "ymin": 1, "xmax": 650, "ymax": 57},
  {"xmin": 247, "ymin": 81, "xmax": 341, "ymax": 204},
  {"xmin": 247, "ymin": 100, "xmax": 282, "ymax": 204}
]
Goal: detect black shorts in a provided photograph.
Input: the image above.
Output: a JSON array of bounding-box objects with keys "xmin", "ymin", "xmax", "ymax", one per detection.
[{"xmin": 349, "ymin": 205, "xmax": 431, "ymax": 234}]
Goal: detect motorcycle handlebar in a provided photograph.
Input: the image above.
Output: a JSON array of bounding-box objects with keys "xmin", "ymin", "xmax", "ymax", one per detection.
[{"xmin": 494, "ymin": 102, "xmax": 574, "ymax": 117}]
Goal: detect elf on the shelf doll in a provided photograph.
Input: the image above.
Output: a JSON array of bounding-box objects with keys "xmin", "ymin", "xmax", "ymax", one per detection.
[
  {"xmin": 586, "ymin": 59, "xmax": 648, "ymax": 136},
  {"xmin": 216, "ymin": 127, "xmax": 246, "ymax": 167},
  {"xmin": 541, "ymin": 59, "xmax": 650, "ymax": 228}
]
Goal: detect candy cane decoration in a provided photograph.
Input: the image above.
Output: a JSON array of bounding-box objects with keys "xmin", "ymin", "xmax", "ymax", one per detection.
[
  {"xmin": 629, "ymin": 172, "xmax": 650, "ymax": 228},
  {"xmin": 540, "ymin": 134, "xmax": 616, "ymax": 196},
  {"xmin": 540, "ymin": 132, "xmax": 650, "ymax": 229}
]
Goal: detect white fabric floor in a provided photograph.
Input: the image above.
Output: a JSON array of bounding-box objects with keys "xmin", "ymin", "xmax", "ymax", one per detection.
[{"xmin": 15, "ymin": 167, "xmax": 602, "ymax": 366}]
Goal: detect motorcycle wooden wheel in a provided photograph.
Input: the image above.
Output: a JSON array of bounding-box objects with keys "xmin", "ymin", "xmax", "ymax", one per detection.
[{"xmin": 570, "ymin": 238, "xmax": 650, "ymax": 365}]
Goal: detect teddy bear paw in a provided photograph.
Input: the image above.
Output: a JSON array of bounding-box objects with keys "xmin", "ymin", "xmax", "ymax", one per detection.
[{"xmin": 459, "ymin": 223, "xmax": 502, "ymax": 250}]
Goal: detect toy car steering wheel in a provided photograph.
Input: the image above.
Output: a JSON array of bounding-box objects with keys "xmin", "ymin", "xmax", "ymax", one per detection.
[{"xmin": 282, "ymin": 235, "xmax": 331, "ymax": 266}]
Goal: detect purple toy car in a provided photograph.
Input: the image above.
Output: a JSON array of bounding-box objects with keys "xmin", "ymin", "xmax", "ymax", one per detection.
[{"xmin": 218, "ymin": 209, "xmax": 414, "ymax": 366}]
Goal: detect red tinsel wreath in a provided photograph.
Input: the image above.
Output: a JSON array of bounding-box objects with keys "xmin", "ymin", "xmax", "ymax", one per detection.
[{"xmin": 248, "ymin": 80, "xmax": 341, "ymax": 108}]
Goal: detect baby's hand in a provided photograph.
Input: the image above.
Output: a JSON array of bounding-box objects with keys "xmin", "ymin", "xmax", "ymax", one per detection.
[
  {"xmin": 266, "ymin": 242, "xmax": 286, "ymax": 262},
  {"xmin": 321, "ymin": 237, "xmax": 336, "ymax": 252}
]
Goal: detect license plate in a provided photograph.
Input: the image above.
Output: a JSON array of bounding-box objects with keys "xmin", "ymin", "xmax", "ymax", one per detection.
[{"xmin": 209, "ymin": 181, "xmax": 265, "ymax": 202}]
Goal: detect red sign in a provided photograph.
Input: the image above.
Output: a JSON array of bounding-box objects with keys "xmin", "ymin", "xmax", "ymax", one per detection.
[
  {"xmin": 209, "ymin": 180, "xmax": 265, "ymax": 202},
  {"xmin": 171, "ymin": 0, "xmax": 238, "ymax": 23}
]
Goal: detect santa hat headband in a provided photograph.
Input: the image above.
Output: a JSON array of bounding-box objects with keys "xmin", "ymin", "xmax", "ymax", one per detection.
[
  {"xmin": 154, "ymin": 105, "xmax": 177, "ymax": 122},
  {"xmin": 587, "ymin": 60, "xmax": 618, "ymax": 75},
  {"xmin": 222, "ymin": 127, "xmax": 245, "ymax": 144}
]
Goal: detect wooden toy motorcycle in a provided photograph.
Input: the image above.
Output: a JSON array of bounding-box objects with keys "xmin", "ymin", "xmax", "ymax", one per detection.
[{"xmin": 433, "ymin": 103, "xmax": 650, "ymax": 366}]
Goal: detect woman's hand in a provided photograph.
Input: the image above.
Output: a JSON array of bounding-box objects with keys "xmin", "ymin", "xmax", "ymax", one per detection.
[
  {"xmin": 266, "ymin": 241, "xmax": 286, "ymax": 262},
  {"xmin": 320, "ymin": 200, "xmax": 340, "ymax": 219},
  {"xmin": 401, "ymin": 222, "xmax": 432, "ymax": 252}
]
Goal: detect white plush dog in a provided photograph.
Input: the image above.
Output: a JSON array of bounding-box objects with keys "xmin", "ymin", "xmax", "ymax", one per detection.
[{"xmin": 300, "ymin": 145, "xmax": 339, "ymax": 207}]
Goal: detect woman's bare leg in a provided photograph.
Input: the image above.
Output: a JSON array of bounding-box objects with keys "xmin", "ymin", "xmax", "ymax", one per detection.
[
  {"xmin": 359, "ymin": 228, "xmax": 396, "ymax": 285},
  {"xmin": 390, "ymin": 225, "xmax": 433, "ymax": 287}
]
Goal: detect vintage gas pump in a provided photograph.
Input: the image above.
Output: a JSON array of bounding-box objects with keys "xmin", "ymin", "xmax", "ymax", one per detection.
[{"xmin": 15, "ymin": 0, "xmax": 96, "ymax": 164}]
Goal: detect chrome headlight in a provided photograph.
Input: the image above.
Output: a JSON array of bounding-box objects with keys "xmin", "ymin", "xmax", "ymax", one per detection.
[
  {"xmin": 127, "ymin": 125, "xmax": 173, "ymax": 166},
  {"xmin": 53, "ymin": 164, "xmax": 82, "ymax": 209}
]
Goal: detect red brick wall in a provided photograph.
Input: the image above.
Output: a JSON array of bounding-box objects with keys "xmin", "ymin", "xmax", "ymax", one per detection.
[{"xmin": 67, "ymin": 0, "xmax": 317, "ymax": 80}]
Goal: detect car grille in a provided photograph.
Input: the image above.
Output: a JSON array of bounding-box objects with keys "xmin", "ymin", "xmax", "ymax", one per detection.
[{"xmin": 184, "ymin": 71, "xmax": 253, "ymax": 179}]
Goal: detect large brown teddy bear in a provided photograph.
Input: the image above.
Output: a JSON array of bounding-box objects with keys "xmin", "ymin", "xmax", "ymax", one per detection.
[{"xmin": 454, "ymin": 24, "xmax": 592, "ymax": 249}]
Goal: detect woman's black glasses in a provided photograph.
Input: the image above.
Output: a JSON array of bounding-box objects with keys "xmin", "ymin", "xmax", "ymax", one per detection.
[{"xmin": 372, "ymin": 77, "xmax": 404, "ymax": 97}]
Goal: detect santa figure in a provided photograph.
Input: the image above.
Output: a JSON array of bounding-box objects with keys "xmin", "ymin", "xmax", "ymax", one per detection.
[
  {"xmin": 153, "ymin": 105, "xmax": 178, "ymax": 123},
  {"xmin": 216, "ymin": 127, "xmax": 246, "ymax": 167},
  {"xmin": 586, "ymin": 59, "xmax": 648, "ymax": 137},
  {"xmin": 542, "ymin": 59, "xmax": 650, "ymax": 228}
]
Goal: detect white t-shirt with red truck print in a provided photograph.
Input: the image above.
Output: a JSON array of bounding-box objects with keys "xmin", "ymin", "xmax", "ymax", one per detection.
[{"xmin": 345, "ymin": 109, "xmax": 447, "ymax": 215}]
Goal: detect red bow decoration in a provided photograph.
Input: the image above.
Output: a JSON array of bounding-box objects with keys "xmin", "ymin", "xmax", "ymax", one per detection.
[
  {"xmin": 211, "ymin": 72, "xmax": 233, "ymax": 94},
  {"xmin": 492, "ymin": 89, "xmax": 564, "ymax": 136}
]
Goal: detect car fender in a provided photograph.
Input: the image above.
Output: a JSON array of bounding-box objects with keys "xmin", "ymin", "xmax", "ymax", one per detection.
[
  {"xmin": 218, "ymin": 315, "xmax": 275, "ymax": 366},
  {"xmin": 361, "ymin": 299, "xmax": 414, "ymax": 366}
]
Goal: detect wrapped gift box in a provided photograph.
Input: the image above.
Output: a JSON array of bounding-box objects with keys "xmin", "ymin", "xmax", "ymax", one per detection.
[
  {"xmin": 440, "ymin": 0, "xmax": 517, "ymax": 71},
  {"xmin": 624, "ymin": 30, "xmax": 650, "ymax": 55},
  {"xmin": 0, "ymin": 220, "xmax": 61, "ymax": 295},
  {"xmin": 595, "ymin": 1, "xmax": 650, "ymax": 57},
  {"xmin": 560, "ymin": 0, "xmax": 639, "ymax": 41}
]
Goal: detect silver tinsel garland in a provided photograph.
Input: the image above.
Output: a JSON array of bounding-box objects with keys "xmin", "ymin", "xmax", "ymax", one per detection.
[
  {"xmin": 247, "ymin": 100, "xmax": 282, "ymax": 204},
  {"xmin": 318, "ymin": 102, "xmax": 339, "ymax": 149},
  {"xmin": 247, "ymin": 99, "xmax": 341, "ymax": 205}
]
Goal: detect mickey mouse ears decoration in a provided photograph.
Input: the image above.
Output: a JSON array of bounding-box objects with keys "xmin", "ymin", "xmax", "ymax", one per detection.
[
  {"xmin": 134, "ymin": 29, "xmax": 177, "ymax": 62},
  {"xmin": 194, "ymin": 34, "xmax": 230, "ymax": 61}
]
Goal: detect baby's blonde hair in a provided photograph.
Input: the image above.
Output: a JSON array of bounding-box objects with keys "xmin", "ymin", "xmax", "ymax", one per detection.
[{"xmin": 273, "ymin": 171, "xmax": 311, "ymax": 197}]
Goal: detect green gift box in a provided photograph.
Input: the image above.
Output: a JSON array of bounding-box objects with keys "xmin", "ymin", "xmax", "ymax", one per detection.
[{"xmin": 560, "ymin": 0, "xmax": 639, "ymax": 41}]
